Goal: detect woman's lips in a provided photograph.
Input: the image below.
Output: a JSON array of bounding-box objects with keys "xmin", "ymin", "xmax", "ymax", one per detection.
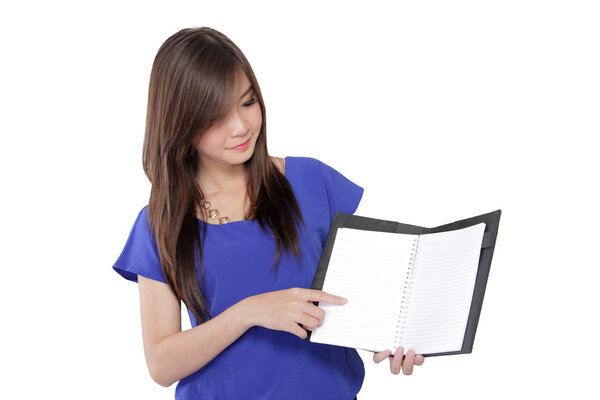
[{"xmin": 231, "ymin": 138, "xmax": 250, "ymax": 151}]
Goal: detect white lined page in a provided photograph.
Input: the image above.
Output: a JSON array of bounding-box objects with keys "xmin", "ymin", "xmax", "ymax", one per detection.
[
  {"xmin": 310, "ymin": 228, "xmax": 416, "ymax": 352},
  {"xmin": 400, "ymin": 223, "xmax": 485, "ymax": 355}
]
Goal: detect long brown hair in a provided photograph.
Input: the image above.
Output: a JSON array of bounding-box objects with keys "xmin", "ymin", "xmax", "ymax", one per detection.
[{"xmin": 142, "ymin": 27, "xmax": 305, "ymax": 324}]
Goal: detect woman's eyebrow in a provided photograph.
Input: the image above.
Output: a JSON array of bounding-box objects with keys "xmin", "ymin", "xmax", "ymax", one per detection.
[{"xmin": 239, "ymin": 86, "xmax": 253, "ymax": 100}]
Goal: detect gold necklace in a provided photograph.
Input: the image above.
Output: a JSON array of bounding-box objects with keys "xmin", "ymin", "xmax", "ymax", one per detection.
[
  {"xmin": 200, "ymin": 198, "xmax": 256, "ymax": 225},
  {"xmin": 200, "ymin": 200, "xmax": 232, "ymax": 224}
]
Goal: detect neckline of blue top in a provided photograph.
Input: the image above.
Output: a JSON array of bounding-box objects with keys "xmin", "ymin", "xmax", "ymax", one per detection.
[{"xmin": 198, "ymin": 156, "xmax": 289, "ymax": 228}]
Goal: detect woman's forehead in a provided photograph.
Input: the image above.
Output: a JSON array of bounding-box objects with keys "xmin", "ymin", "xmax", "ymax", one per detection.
[{"xmin": 233, "ymin": 71, "xmax": 252, "ymax": 96}]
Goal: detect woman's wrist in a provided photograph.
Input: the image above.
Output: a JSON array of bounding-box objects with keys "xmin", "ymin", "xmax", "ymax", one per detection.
[{"xmin": 229, "ymin": 296, "xmax": 256, "ymax": 331}]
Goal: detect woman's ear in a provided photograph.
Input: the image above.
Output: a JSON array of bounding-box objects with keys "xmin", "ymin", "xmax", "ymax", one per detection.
[{"xmin": 191, "ymin": 134, "xmax": 200, "ymax": 149}]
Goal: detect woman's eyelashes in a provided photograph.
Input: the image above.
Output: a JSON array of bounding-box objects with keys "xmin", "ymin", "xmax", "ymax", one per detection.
[{"xmin": 242, "ymin": 96, "xmax": 257, "ymax": 107}]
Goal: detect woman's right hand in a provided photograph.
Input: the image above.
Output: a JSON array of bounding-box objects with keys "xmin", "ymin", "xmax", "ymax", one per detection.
[{"xmin": 240, "ymin": 288, "xmax": 348, "ymax": 339}]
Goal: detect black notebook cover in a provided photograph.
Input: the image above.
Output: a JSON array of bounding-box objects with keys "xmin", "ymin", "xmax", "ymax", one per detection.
[{"xmin": 309, "ymin": 210, "xmax": 501, "ymax": 357}]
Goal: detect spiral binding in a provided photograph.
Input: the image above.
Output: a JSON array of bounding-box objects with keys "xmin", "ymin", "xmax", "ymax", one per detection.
[{"xmin": 392, "ymin": 236, "xmax": 420, "ymax": 351}]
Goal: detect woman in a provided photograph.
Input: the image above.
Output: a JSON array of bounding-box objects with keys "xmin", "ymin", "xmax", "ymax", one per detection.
[{"xmin": 113, "ymin": 26, "xmax": 423, "ymax": 399}]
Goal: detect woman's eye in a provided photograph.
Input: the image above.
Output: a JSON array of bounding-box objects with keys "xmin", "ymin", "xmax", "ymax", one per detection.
[{"xmin": 243, "ymin": 97, "xmax": 257, "ymax": 107}]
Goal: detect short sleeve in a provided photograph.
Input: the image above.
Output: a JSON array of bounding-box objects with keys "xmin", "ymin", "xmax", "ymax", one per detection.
[
  {"xmin": 112, "ymin": 206, "xmax": 167, "ymax": 284},
  {"xmin": 317, "ymin": 159, "xmax": 364, "ymax": 223}
]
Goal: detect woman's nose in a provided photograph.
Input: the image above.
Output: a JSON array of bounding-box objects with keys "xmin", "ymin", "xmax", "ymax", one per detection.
[{"xmin": 227, "ymin": 110, "xmax": 249, "ymax": 137}]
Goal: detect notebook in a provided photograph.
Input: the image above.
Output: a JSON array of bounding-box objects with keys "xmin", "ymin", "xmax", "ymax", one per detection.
[{"xmin": 309, "ymin": 210, "xmax": 501, "ymax": 357}]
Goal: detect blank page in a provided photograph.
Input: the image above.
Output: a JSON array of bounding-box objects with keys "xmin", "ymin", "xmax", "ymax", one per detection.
[
  {"xmin": 310, "ymin": 228, "xmax": 416, "ymax": 352},
  {"xmin": 399, "ymin": 223, "xmax": 485, "ymax": 355}
]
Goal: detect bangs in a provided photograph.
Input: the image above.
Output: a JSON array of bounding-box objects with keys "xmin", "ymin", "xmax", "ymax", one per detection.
[{"xmin": 194, "ymin": 46, "xmax": 246, "ymax": 130}]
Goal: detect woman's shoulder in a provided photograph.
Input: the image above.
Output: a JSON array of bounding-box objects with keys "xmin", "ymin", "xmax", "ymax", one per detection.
[
  {"xmin": 274, "ymin": 156, "xmax": 325, "ymax": 174},
  {"xmin": 269, "ymin": 156, "xmax": 286, "ymax": 175},
  {"xmin": 270, "ymin": 155, "xmax": 321, "ymax": 174}
]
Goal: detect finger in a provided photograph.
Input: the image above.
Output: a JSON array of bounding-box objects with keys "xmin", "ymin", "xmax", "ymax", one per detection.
[
  {"xmin": 301, "ymin": 288, "xmax": 348, "ymax": 305},
  {"xmin": 295, "ymin": 313, "xmax": 320, "ymax": 331},
  {"xmin": 290, "ymin": 323, "xmax": 308, "ymax": 339},
  {"xmin": 373, "ymin": 350, "xmax": 392, "ymax": 363},
  {"xmin": 402, "ymin": 349, "xmax": 416, "ymax": 375},
  {"xmin": 414, "ymin": 354, "xmax": 425, "ymax": 366},
  {"xmin": 390, "ymin": 347, "xmax": 404, "ymax": 375},
  {"xmin": 299, "ymin": 302, "xmax": 326, "ymax": 324}
]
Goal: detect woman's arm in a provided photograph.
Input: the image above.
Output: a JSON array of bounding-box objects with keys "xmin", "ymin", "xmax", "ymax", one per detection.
[
  {"xmin": 139, "ymin": 277, "xmax": 346, "ymax": 387},
  {"xmin": 138, "ymin": 275, "xmax": 252, "ymax": 387}
]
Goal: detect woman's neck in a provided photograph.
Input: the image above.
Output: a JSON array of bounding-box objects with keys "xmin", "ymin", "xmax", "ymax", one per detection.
[{"xmin": 197, "ymin": 159, "xmax": 247, "ymax": 195}]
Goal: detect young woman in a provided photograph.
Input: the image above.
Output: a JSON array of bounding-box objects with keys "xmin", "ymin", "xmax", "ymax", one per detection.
[{"xmin": 113, "ymin": 27, "xmax": 424, "ymax": 399}]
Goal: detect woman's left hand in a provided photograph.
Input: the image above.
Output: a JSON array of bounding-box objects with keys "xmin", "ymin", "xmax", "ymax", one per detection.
[{"xmin": 373, "ymin": 347, "xmax": 425, "ymax": 375}]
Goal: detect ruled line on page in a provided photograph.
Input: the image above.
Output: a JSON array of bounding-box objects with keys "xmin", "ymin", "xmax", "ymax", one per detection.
[
  {"xmin": 399, "ymin": 224, "xmax": 485, "ymax": 355},
  {"xmin": 310, "ymin": 228, "xmax": 418, "ymax": 352}
]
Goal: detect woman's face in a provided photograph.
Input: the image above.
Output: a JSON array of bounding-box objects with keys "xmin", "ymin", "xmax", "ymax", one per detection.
[{"xmin": 194, "ymin": 73, "xmax": 262, "ymax": 169}]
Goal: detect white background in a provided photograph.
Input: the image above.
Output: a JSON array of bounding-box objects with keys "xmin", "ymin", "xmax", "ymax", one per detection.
[{"xmin": 1, "ymin": 1, "xmax": 598, "ymax": 399}]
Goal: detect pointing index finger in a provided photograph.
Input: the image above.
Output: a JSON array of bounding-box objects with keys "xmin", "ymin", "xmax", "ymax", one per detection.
[{"xmin": 304, "ymin": 289, "xmax": 348, "ymax": 305}]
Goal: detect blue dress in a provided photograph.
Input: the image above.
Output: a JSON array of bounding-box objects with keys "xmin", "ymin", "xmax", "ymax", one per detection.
[{"xmin": 113, "ymin": 156, "xmax": 365, "ymax": 400}]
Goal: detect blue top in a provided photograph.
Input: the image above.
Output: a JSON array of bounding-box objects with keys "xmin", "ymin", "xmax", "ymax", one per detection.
[{"xmin": 113, "ymin": 156, "xmax": 365, "ymax": 400}]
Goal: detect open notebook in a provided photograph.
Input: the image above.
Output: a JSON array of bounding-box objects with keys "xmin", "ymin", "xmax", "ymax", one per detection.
[{"xmin": 309, "ymin": 210, "xmax": 500, "ymax": 357}]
